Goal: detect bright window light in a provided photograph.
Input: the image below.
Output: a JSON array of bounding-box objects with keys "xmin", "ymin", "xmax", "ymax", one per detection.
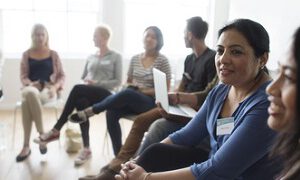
[
  {"xmin": 1, "ymin": 0, "xmax": 99, "ymax": 58},
  {"xmin": 123, "ymin": 0, "xmax": 210, "ymax": 78},
  {"xmin": 123, "ymin": 0, "xmax": 210, "ymax": 57}
]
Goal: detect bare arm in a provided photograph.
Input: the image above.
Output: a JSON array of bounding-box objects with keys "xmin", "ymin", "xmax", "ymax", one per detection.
[
  {"xmin": 116, "ymin": 162, "xmax": 195, "ymax": 180},
  {"xmin": 147, "ymin": 168, "xmax": 195, "ymax": 180},
  {"xmin": 177, "ymin": 93, "xmax": 198, "ymax": 110},
  {"xmin": 176, "ymin": 80, "xmax": 186, "ymax": 92}
]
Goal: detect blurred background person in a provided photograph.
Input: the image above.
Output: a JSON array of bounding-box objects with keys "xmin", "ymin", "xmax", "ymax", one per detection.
[
  {"xmin": 267, "ymin": 27, "xmax": 300, "ymax": 180},
  {"xmin": 34, "ymin": 25, "xmax": 122, "ymax": 166},
  {"xmin": 16, "ymin": 24, "xmax": 65, "ymax": 162}
]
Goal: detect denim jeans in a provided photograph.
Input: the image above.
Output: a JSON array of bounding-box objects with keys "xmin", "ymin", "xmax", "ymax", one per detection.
[{"xmin": 92, "ymin": 88, "xmax": 155, "ymax": 155}]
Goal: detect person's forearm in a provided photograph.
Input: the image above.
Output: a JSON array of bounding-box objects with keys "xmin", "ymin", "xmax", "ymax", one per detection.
[
  {"xmin": 178, "ymin": 93, "xmax": 198, "ymax": 110},
  {"xmin": 146, "ymin": 167, "xmax": 195, "ymax": 180},
  {"xmin": 176, "ymin": 81, "xmax": 186, "ymax": 92},
  {"xmin": 97, "ymin": 79, "xmax": 121, "ymax": 90},
  {"xmin": 51, "ymin": 83, "xmax": 60, "ymax": 91}
]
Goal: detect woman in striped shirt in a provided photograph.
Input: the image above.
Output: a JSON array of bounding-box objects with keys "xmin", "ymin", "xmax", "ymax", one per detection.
[{"xmin": 70, "ymin": 26, "xmax": 171, "ymax": 156}]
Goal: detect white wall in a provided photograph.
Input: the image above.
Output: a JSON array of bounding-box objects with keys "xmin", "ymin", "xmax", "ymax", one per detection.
[
  {"xmin": 1, "ymin": 0, "xmax": 300, "ymax": 109},
  {"xmin": 208, "ymin": 0, "xmax": 231, "ymax": 47},
  {"xmin": 228, "ymin": 0, "xmax": 300, "ymax": 70},
  {"xmin": 0, "ymin": 0, "xmax": 127, "ymax": 109},
  {"xmin": 102, "ymin": 0, "xmax": 125, "ymax": 54}
]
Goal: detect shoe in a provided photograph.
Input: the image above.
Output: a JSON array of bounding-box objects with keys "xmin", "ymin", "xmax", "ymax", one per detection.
[
  {"xmin": 74, "ymin": 148, "xmax": 92, "ymax": 166},
  {"xmin": 39, "ymin": 143, "xmax": 47, "ymax": 154},
  {"xmin": 109, "ymin": 157, "xmax": 127, "ymax": 172},
  {"xmin": 99, "ymin": 164, "xmax": 109, "ymax": 173},
  {"xmin": 68, "ymin": 111, "xmax": 88, "ymax": 124},
  {"xmin": 33, "ymin": 130, "xmax": 60, "ymax": 144},
  {"xmin": 16, "ymin": 148, "xmax": 31, "ymax": 162},
  {"xmin": 79, "ymin": 168, "xmax": 117, "ymax": 180}
]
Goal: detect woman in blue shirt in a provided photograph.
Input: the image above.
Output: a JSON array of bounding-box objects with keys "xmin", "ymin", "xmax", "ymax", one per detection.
[
  {"xmin": 267, "ymin": 27, "xmax": 300, "ymax": 179},
  {"xmin": 116, "ymin": 19, "xmax": 281, "ymax": 180}
]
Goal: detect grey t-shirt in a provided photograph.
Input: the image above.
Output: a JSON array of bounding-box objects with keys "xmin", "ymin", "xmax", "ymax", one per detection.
[{"xmin": 81, "ymin": 50, "xmax": 122, "ymax": 91}]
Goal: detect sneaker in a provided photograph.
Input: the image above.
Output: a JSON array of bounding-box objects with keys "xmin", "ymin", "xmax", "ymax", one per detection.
[
  {"xmin": 74, "ymin": 148, "xmax": 92, "ymax": 166},
  {"xmin": 68, "ymin": 111, "xmax": 88, "ymax": 124},
  {"xmin": 33, "ymin": 130, "xmax": 60, "ymax": 144}
]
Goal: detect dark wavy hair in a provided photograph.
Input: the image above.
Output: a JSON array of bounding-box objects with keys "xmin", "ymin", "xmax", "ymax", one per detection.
[
  {"xmin": 144, "ymin": 26, "xmax": 164, "ymax": 51},
  {"xmin": 218, "ymin": 19, "xmax": 270, "ymax": 58},
  {"xmin": 270, "ymin": 27, "xmax": 300, "ymax": 179}
]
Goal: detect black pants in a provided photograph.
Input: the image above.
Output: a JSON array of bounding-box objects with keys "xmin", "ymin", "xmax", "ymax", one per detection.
[
  {"xmin": 137, "ymin": 143, "xmax": 209, "ymax": 172},
  {"xmin": 54, "ymin": 84, "xmax": 111, "ymax": 147}
]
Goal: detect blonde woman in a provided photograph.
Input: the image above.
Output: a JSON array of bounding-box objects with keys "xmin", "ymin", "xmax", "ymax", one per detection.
[
  {"xmin": 16, "ymin": 24, "xmax": 65, "ymax": 162},
  {"xmin": 34, "ymin": 25, "xmax": 122, "ymax": 166}
]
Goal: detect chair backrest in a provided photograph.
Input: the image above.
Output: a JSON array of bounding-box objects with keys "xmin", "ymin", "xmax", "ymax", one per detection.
[
  {"xmin": 123, "ymin": 114, "xmax": 137, "ymax": 121},
  {"xmin": 43, "ymin": 90, "xmax": 64, "ymax": 108},
  {"xmin": 0, "ymin": 88, "xmax": 3, "ymax": 100}
]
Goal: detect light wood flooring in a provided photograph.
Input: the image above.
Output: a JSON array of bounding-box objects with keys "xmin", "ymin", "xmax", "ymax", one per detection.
[{"xmin": 0, "ymin": 109, "xmax": 133, "ymax": 180}]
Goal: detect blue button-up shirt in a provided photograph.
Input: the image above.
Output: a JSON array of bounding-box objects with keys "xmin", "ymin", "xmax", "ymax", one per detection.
[{"xmin": 170, "ymin": 82, "xmax": 282, "ymax": 180}]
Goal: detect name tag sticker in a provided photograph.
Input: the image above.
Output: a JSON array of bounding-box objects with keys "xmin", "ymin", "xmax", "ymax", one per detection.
[
  {"xmin": 100, "ymin": 60, "xmax": 111, "ymax": 65},
  {"xmin": 217, "ymin": 117, "xmax": 234, "ymax": 136}
]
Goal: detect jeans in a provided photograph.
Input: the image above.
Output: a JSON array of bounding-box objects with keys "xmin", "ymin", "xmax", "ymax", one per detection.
[
  {"xmin": 54, "ymin": 84, "xmax": 111, "ymax": 147},
  {"xmin": 92, "ymin": 88, "xmax": 155, "ymax": 155}
]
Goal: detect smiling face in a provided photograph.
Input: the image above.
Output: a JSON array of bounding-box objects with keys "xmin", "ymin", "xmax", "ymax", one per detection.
[
  {"xmin": 266, "ymin": 50, "xmax": 297, "ymax": 132},
  {"xmin": 215, "ymin": 29, "xmax": 266, "ymax": 87},
  {"xmin": 143, "ymin": 28, "xmax": 158, "ymax": 51}
]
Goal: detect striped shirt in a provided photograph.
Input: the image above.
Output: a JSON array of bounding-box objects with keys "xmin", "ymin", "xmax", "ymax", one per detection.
[{"xmin": 127, "ymin": 53, "xmax": 171, "ymax": 88}]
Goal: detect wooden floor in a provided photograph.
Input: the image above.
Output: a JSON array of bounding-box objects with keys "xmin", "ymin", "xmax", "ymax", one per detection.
[{"xmin": 0, "ymin": 109, "xmax": 133, "ymax": 180}]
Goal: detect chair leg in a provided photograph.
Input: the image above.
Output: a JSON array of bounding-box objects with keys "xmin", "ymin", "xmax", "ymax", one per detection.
[
  {"xmin": 53, "ymin": 106, "xmax": 62, "ymax": 147},
  {"xmin": 12, "ymin": 105, "xmax": 18, "ymax": 149},
  {"xmin": 54, "ymin": 106, "xmax": 58, "ymax": 120},
  {"xmin": 102, "ymin": 129, "xmax": 111, "ymax": 155}
]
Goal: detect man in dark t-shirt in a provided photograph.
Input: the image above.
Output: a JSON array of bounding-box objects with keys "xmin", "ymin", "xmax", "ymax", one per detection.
[{"xmin": 181, "ymin": 48, "xmax": 216, "ymax": 92}]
